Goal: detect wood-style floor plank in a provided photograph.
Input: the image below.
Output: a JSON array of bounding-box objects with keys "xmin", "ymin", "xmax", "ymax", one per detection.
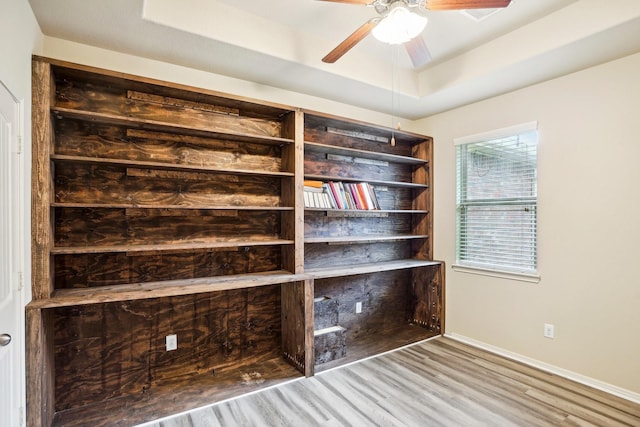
[
  {"xmin": 432, "ymin": 339, "xmax": 640, "ymax": 423},
  {"xmin": 139, "ymin": 337, "xmax": 640, "ymax": 427},
  {"xmin": 400, "ymin": 345, "xmax": 569, "ymax": 425},
  {"xmin": 436, "ymin": 338, "xmax": 640, "ymax": 417}
]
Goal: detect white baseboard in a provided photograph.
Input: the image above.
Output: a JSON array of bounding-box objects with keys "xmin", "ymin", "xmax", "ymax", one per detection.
[{"xmin": 445, "ymin": 332, "xmax": 640, "ymax": 405}]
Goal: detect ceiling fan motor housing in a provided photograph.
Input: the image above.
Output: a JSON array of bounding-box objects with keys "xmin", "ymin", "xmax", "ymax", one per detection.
[{"xmin": 374, "ymin": 0, "xmax": 426, "ymax": 17}]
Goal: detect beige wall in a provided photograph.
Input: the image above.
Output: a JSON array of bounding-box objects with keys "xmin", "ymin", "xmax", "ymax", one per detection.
[
  {"xmin": 419, "ymin": 52, "xmax": 640, "ymax": 396},
  {"xmin": 1, "ymin": 0, "xmax": 42, "ymax": 100}
]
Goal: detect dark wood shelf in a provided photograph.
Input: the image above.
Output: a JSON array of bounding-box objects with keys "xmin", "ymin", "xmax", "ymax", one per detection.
[
  {"xmin": 50, "ymin": 350, "xmax": 303, "ymax": 427},
  {"xmin": 52, "ymin": 202, "xmax": 294, "ymax": 211},
  {"xmin": 51, "ymin": 238, "xmax": 294, "ymax": 255},
  {"xmin": 52, "ymin": 107, "xmax": 294, "ymax": 146},
  {"xmin": 304, "ymin": 174, "xmax": 428, "ymax": 189},
  {"xmin": 305, "ymin": 141, "xmax": 427, "ymax": 165},
  {"xmin": 314, "ymin": 324, "xmax": 440, "ymax": 373},
  {"xmin": 305, "ymin": 208, "xmax": 428, "ymax": 214},
  {"xmin": 305, "ymin": 259, "xmax": 441, "ymax": 279},
  {"xmin": 304, "ymin": 234, "xmax": 428, "ymax": 244},
  {"xmin": 51, "ymin": 154, "xmax": 294, "ymax": 178},
  {"xmin": 27, "ymin": 271, "xmax": 310, "ymax": 309}
]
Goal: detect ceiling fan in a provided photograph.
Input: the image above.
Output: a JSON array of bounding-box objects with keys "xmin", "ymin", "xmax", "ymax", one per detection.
[{"xmin": 318, "ymin": 0, "xmax": 512, "ymax": 67}]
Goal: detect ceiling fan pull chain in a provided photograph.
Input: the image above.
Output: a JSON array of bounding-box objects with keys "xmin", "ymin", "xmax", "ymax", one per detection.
[{"xmin": 391, "ymin": 44, "xmax": 397, "ymax": 146}]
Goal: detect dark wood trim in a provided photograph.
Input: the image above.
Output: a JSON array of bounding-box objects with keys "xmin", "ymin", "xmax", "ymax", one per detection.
[
  {"xmin": 26, "ymin": 309, "xmax": 54, "ymax": 427},
  {"xmin": 27, "ymin": 271, "xmax": 312, "ymax": 309},
  {"xmin": 31, "ymin": 59, "xmax": 53, "ymax": 301}
]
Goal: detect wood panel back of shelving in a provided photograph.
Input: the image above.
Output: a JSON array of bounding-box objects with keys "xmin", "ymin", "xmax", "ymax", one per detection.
[
  {"xmin": 304, "ymin": 241, "xmax": 412, "ymax": 270},
  {"xmin": 304, "ymin": 211, "xmax": 413, "ymax": 239},
  {"xmin": 54, "ymin": 71, "xmax": 285, "ymax": 138},
  {"xmin": 55, "ymin": 120, "xmax": 285, "ymax": 173},
  {"xmin": 54, "ymin": 246, "xmax": 282, "ymax": 289},
  {"xmin": 54, "ymin": 207, "xmax": 282, "ymax": 247},
  {"xmin": 304, "ymin": 149, "xmax": 414, "ymax": 184},
  {"xmin": 304, "ymin": 115, "xmax": 416, "ymax": 157},
  {"xmin": 53, "ymin": 285, "xmax": 282, "ymax": 412},
  {"xmin": 314, "ymin": 270, "xmax": 411, "ymax": 340}
]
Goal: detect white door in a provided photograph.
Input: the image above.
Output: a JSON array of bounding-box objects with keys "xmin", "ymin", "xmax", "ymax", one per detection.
[{"xmin": 0, "ymin": 81, "xmax": 24, "ymax": 427}]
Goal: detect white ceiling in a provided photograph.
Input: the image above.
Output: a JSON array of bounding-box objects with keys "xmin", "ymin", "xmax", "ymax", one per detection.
[{"xmin": 28, "ymin": 0, "xmax": 640, "ymax": 119}]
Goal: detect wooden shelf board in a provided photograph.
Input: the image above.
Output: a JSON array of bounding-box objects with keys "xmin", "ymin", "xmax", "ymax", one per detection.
[
  {"xmin": 305, "ymin": 259, "xmax": 441, "ymax": 279},
  {"xmin": 51, "ymin": 154, "xmax": 294, "ymax": 178},
  {"xmin": 304, "ymin": 234, "xmax": 428, "ymax": 244},
  {"xmin": 314, "ymin": 324, "xmax": 440, "ymax": 373},
  {"xmin": 304, "ymin": 174, "xmax": 428, "ymax": 189},
  {"xmin": 52, "ymin": 202, "xmax": 293, "ymax": 211},
  {"xmin": 305, "ymin": 208, "xmax": 428, "ymax": 214},
  {"xmin": 52, "ymin": 107, "xmax": 294, "ymax": 146},
  {"xmin": 50, "ymin": 351, "xmax": 303, "ymax": 427},
  {"xmin": 28, "ymin": 271, "xmax": 311, "ymax": 309},
  {"xmin": 51, "ymin": 238, "xmax": 294, "ymax": 255},
  {"xmin": 305, "ymin": 141, "xmax": 427, "ymax": 165}
]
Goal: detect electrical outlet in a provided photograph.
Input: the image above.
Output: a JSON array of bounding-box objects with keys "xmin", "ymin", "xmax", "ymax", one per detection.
[
  {"xmin": 355, "ymin": 302, "xmax": 362, "ymax": 314},
  {"xmin": 166, "ymin": 334, "xmax": 178, "ymax": 351},
  {"xmin": 543, "ymin": 323, "xmax": 554, "ymax": 339}
]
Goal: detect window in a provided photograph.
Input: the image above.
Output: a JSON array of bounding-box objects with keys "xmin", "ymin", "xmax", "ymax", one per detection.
[{"xmin": 455, "ymin": 122, "xmax": 538, "ymax": 279}]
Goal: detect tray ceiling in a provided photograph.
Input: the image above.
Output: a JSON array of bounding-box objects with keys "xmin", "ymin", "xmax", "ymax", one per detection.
[{"xmin": 29, "ymin": 0, "xmax": 640, "ymax": 119}]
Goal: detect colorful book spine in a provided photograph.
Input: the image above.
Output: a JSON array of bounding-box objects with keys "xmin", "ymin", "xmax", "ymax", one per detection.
[{"xmin": 304, "ymin": 180, "xmax": 381, "ymax": 210}]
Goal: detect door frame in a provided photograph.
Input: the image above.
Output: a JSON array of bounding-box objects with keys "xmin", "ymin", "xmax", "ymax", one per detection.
[{"xmin": 0, "ymin": 79, "xmax": 26, "ymax": 426}]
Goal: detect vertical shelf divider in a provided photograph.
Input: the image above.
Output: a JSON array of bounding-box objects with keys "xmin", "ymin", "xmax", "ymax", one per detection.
[{"xmin": 28, "ymin": 58, "xmax": 55, "ymax": 427}]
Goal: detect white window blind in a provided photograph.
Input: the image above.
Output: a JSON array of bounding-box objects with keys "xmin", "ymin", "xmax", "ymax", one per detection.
[{"xmin": 455, "ymin": 123, "xmax": 538, "ymax": 274}]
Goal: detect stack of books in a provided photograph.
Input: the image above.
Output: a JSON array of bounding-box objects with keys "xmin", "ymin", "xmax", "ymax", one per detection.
[{"xmin": 304, "ymin": 180, "xmax": 380, "ymax": 210}]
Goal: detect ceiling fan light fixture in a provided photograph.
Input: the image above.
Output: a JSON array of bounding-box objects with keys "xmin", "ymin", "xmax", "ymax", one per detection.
[{"xmin": 372, "ymin": 5, "xmax": 427, "ymax": 45}]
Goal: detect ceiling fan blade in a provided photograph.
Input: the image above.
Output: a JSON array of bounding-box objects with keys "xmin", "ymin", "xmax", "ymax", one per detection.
[
  {"xmin": 314, "ymin": 0, "xmax": 372, "ymax": 4},
  {"xmin": 322, "ymin": 19, "xmax": 379, "ymax": 63},
  {"xmin": 425, "ymin": 0, "xmax": 511, "ymax": 10},
  {"xmin": 405, "ymin": 36, "xmax": 432, "ymax": 68}
]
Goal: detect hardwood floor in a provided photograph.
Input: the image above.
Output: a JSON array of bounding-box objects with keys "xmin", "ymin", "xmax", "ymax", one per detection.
[{"xmin": 139, "ymin": 337, "xmax": 640, "ymax": 427}]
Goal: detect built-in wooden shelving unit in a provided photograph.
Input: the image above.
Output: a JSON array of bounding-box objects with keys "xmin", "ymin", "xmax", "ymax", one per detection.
[{"xmin": 27, "ymin": 57, "xmax": 443, "ymax": 427}]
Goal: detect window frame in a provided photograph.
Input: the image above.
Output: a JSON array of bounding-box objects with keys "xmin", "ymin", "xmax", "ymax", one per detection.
[{"xmin": 452, "ymin": 122, "xmax": 540, "ymax": 283}]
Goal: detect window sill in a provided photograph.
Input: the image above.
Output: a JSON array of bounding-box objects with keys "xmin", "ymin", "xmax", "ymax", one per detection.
[{"xmin": 452, "ymin": 264, "xmax": 541, "ymax": 283}]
